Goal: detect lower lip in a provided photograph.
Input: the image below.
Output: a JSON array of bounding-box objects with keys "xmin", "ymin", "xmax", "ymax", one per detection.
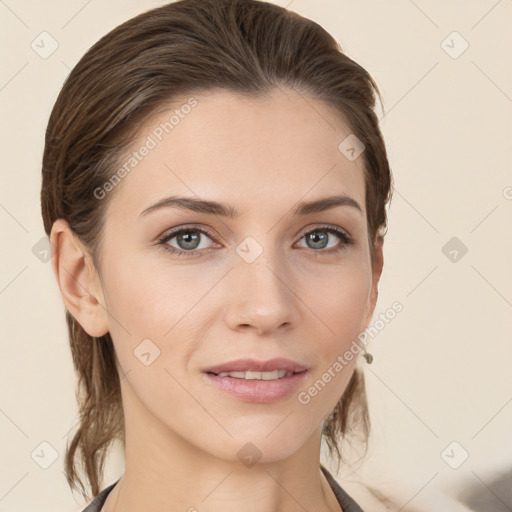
[{"xmin": 203, "ymin": 371, "xmax": 309, "ymax": 403}]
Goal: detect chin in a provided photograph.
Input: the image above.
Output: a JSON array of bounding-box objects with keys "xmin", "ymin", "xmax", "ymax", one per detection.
[{"xmin": 200, "ymin": 424, "xmax": 312, "ymax": 465}]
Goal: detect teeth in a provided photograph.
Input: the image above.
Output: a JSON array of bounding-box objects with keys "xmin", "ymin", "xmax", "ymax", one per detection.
[{"xmin": 216, "ymin": 369, "xmax": 291, "ymax": 379}]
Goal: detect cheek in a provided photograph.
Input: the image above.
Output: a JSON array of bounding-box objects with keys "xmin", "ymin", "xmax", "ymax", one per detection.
[
  {"xmin": 104, "ymin": 252, "xmax": 204, "ymax": 329},
  {"xmin": 291, "ymin": 261, "xmax": 371, "ymax": 406},
  {"xmin": 102, "ymin": 256, "xmax": 215, "ymax": 375},
  {"xmin": 102, "ymin": 265, "xmax": 199, "ymax": 419},
  {"xmin": 300, "ymin": 259, "xmax": 372, "ymax": 345},
  {"xmin": 324, "ymin": 284, "xmax": 370, "ymax": 345}
]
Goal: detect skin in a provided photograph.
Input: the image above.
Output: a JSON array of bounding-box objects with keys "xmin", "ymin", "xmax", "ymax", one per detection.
[{"xmin": 51, "ymin": 87, "xmax": 383, "ymax": 512}]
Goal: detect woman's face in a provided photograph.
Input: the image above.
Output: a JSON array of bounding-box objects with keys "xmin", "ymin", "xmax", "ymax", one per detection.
[{"xmin": 89, "ymin": 88, "xmax": 381, "ymax": 463}]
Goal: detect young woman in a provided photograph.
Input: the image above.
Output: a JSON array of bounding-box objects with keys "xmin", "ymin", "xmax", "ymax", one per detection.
[{"xmin": 41, "ymin": 0, "xmax": 474, "ymax": 510}]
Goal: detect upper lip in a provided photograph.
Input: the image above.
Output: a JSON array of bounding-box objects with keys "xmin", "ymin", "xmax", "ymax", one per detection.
[{"xmin": 204, "ymin": 358, "xmax": 309, "ymax": 374}]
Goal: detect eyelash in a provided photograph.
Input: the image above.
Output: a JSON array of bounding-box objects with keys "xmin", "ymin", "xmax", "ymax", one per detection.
[{"xmin": 156, "ymin": 224, "xmax": 354, "ymax": 258}]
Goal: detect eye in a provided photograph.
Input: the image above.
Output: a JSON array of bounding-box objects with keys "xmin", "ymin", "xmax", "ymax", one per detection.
[
  {"xmin": 296, "ymin": 225, "xmax": 354, "ymax": 253},
  {"xmin": 157, "ymin": 225, "xmax": 218, "ymax": 258}
]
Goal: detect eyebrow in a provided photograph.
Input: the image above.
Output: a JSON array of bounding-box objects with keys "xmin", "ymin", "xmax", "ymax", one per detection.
[{"xmin": 138, "ymin": 194, "xmax": 363, "ymax": 219}]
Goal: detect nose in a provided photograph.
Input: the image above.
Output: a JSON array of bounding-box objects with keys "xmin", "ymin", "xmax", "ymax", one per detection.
[{"xmin": 223, "ymin": 247, "xmax": 301, "ymax": 336}]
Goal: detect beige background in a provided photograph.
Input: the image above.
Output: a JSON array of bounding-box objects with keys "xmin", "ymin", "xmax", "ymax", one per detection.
[{"xmin": 1, "ymin": 0, "xmax": 511, "ymax": 510}]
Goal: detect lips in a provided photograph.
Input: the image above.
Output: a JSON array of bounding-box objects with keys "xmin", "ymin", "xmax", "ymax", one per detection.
[
  {"xmin": 203, "ymin": 357, "xmax": 308, "ymax": 375},
  {"xmin": 203, "ymin": 368, "xmax": 309, "ymax": 403}
]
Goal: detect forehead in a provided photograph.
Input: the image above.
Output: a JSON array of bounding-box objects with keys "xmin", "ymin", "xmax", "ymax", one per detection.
[{"xmin": 104, "ymin": 88, "xmax": 367, "ymax": 221}]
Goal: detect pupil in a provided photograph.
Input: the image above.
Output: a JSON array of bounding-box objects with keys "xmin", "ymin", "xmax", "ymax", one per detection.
[
  {"xmin": 308, "ymin": 231, "xmax": 327, "ymax": 249},
  {"xmin": 178, "ymin": 230, "xmax": 199, "ymax": 250}
]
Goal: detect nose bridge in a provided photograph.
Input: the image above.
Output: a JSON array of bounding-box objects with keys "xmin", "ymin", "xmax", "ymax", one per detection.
[{"xmin": 225, "ymin": 236, "xmax": 298, "ymax": 333}]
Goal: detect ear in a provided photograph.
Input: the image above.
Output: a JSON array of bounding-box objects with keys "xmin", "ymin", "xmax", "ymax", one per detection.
[
  {"xmin": 49, "ymin": 219, "xmax": 109, "ymax": 337},
  {"xmin": 363, "ymin": 235, "xmax": 384, "ymax": 328}
]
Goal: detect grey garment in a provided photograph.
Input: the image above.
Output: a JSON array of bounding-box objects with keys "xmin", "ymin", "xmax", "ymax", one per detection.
[
  {"xmin": 81, "ymin": 465, "xmax": 365, "ymax": 511},
  {"xmin": 81, "ymin": 480, "xmax": 118, "ymax": 512},
  {"xmin": 457, "ymin": 466, "xmax": 512, "ymax": 512},
  {"xmin": 321, "ymin": 465, "xmax": 365, "ymax": 512}
]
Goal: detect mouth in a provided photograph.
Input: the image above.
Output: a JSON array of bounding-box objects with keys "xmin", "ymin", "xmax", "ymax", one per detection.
[
  {"xmin": 205, "ymin": 369, "xmax": 305, "ymax": 380},
  {"xmin": 202, "ymin": 369, "xmax": 309, "ymax": 403}
]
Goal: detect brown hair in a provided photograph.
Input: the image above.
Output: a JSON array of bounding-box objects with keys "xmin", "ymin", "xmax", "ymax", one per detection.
[{"xmin": 41, "ymin": 0, "xmax": 393, "ymax": 501}]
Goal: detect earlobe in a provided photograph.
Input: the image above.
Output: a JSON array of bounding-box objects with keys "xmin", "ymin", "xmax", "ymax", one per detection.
[{"xmin": 49, "ymin": 219, "xmax": 109, "ymax": 337}]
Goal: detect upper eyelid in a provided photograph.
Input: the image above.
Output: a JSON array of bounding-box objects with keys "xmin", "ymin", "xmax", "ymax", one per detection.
[{"xmin": 158, "ymin": 224, "xmax": 217, "ymax": 243}]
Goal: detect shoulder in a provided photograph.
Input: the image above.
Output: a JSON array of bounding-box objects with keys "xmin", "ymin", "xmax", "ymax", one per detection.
[{"xmin": 339, "ymin": 478, "xmax": 478, "ymax": 512}]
